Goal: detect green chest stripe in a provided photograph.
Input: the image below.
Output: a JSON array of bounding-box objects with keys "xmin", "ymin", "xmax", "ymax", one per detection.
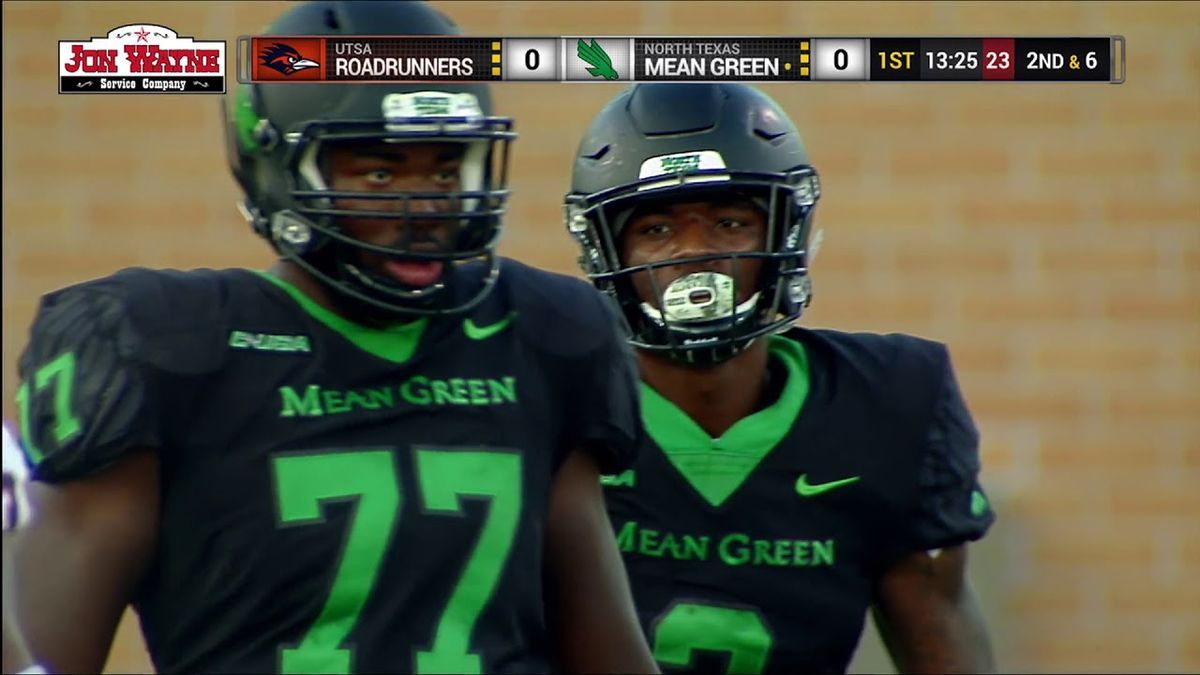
[
  {"xmin": 640, "ymin": 335, "xmax": 810, "ymax": 508},
  {"xmin": 254, "ymin": 270, "xmax": 428, "ymax": 364}
]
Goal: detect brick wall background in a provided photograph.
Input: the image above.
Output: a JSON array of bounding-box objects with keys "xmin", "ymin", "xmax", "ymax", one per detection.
[{"xmin": 3, "ymin": 1, "xmax": 1197, "ymax": 672}]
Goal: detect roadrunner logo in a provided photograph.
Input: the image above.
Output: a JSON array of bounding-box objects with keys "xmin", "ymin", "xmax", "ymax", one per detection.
[{"xmin": 258, "ymin": 42, "xmax": 320, "ymax": 76}]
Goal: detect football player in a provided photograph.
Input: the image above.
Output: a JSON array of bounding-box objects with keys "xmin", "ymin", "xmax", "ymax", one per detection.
[
  {"xmin": 3, "ymin": 425, "xmax": 47, "ymax": 675},
  {"xmin": 564, "ymin": 82, "xmax": 997, "ymax": 674},
  {"xmin": 10, "ymin": 2, "xmax": 656, "ymax": 673}
]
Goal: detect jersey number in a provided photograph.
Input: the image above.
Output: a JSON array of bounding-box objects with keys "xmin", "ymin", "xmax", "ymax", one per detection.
[
  {"xmin": 14, "ymin": 351, "xmax": 83, "ymax": 463},
  {"xmin": 653, "ymin": 602, "xmax": 774, "ymax": 674},
  {"xmin": 272, "ymin": 448, "xmax": 522, "ymax": 674}
]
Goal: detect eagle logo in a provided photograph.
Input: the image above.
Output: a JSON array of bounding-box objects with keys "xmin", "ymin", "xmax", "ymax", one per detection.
[{"xmin": 259, "ymin": 42, "xmax": 319, "ymax": 76}]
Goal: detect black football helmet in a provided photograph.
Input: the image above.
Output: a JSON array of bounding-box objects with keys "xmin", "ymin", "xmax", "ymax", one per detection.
[
  {"xmin": 223, "ymin": 0, "xmax": 516, "ymax": 317},
  {"xmin": 564, "ymin": 83, "xmax": 821, "ymax": 365}
]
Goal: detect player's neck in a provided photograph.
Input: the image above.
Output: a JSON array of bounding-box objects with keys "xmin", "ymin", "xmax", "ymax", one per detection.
[
  {"xmin": 269, "ymin": 259, "xmax": 339, "ymax": 312},
  {"xmin": 267, "ymin": 260, "xmax": 416, "ymax": 329},
  {"xmin": 637, "ymin": 339, "xmax": 771, "ymax": 439}
]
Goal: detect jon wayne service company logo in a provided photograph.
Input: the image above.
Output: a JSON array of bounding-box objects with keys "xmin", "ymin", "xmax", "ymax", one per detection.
[{"xmin": 59, "ymin": 24, "xmax": 226, "ymax": 94}]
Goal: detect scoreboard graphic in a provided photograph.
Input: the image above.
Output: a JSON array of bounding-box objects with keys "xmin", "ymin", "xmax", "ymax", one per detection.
[{"xmin": 239, "ymin": 35, "xmax": 1127, "ymax": 84}]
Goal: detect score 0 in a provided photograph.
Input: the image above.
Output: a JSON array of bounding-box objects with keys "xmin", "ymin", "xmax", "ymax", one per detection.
[
  {"xmin": 503, "ymin": 38, "xmax": 559, "ymax": 81},
  {"xmin": 812, "ymin": 39, "xmax": 869, "ymax": 80}
]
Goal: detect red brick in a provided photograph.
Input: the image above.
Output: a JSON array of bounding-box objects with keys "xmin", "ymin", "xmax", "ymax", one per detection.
[
  {"xmin": 83, "ymin": 4, "xmax": 209, "ymax": 35},
  {"xmin": 977, "ymin": 436, "xmax": 1016, "ymax": 473},
  {"xmin": 1023, "ymin": 629, "xmax": 1160, "ymax": 672},
  {"xmin": 795, "ymin": 1, "xmax": 935, "ymax": 32},
  {"xmin": 1105, "ymin": 195, "xmax": 1200, "ymax": 227},
  {"xmin": 968, "ymin": 388, "xmax": 1085, "ymax": 423},
  {"xmin": 1183, "ymin": 245, "xmax": 1200, "ymax": 277},
  {"xmin": 1191, "ymin": 40, "xmax": 1200, "ymax": 76},
  {"xmin": 107, "ymin": 608, "xmax": 152, "ymax": 675},
  {"xmin": 1184, "ymin": 443, "xmax": 1200, "ymax": 474},
  {"xmin": 952, "ymin": 1, "xmax": 1085, "ymax": 26},
  {"xmin": 428, "ymin": 1, "xmax": 504, "ymax": 32},
  {"xmin": 231, "ymin": 1, "xmax": 293, "ymax": 34},
  {"xmin": 1, "ymin": 1, "xmax": 64, "ymax": 28},
  {"xmin": 1183, "ymin": 535, "xmax": 1200, "ymax": 571},
  {"xmin": 1002, "ymin": 484, "xmax": 1098, "ymax": 520},
  {"xmin": 1039, "ymin": 241, "xmax": 1161, "ymax": 276},
  {"xmin": 1005, "ymin": 583, "xmax": 1085, "ymax": 613},
  {"xmin": 809, "ymin": 247, "xmax": 866, "ymax": 276},
  {"xmin": 1185, "ymin": 630, "xmax": 1200, "ymax": 672},
  {"xmin": 15, "ymin": 246, "xmax": 153, "ymax": 290},
  {"xmin": 829, "ymin": 194, "xmax": 942, "ymax": 231},
  {"xmin": 84, "ymin": 196, "xmax": 214, "ymax": 237},
  {"xmin": 804, "ymin": 148, "xmax": 862, "ymax": 182},
  {"xmin": 1034, "ymin": 342, "xmax": 1161, "ymax": 373},
  {"xmin": 82, "ymin": 98, "xmax": 210, "ymax": 133},
  {"xmin": 2, "ymin": 104, "xmax": 62, "ymax": 134},
  {"xmin": 1039, "ymin": 144, "xmax": 1159, "ymax": 178},
  {"xmin": 1119, "ymin": 43, "xmax": 1164, "ymax": 84},
  {"xmin": 512, "ymin": 2, "xmax": 646, "ymax": 34},
  {"xmin": 154, "ymin": 239, "xmax": 275, "ymax": 272},
  {"xmin": 891, "ymin": 143, "xmax": 1011, "ymax": 179},
  {"xmin": 1038, "ymin": 439, "xmax": 1166, "ymax": 479},
  {"xmin": 959, "ymin": 97, "xmax": 1081, "ymax": 128},
  {"xmin": 809, "ymin": 99, "xmax": 937, "ymax": 132},
  {"xmin": 802, "ymin": 288, "xmax": 938, "ymax": 326},
  {"xmin": 946, "ymin": 342, "xmax": 1013, "ymax": 374},
  {"xmin": 962, "ymin": 290, "xmax": 1082, "ymax": 321},
  {"xmin": 1032, "ymin": 526, "xmax": 1155, "ymax": 569},
  {"xmin": 1105, "ymin": 289, "xmax": 1199, "ymax": 322},
  {"xmin": 8, "ymin": 147, "xmax": 139, "ymax": 184},
  {"xmin": 1104, "ymin": 1, "xmax": 1200, "ymax": 24},
  {"xmin": 959, "ymin": 195, "xmax": 1083, "ymax": 230},
  {"xmin": 1110, "ymin": 580, "xmax": 1200, "ymax": 613},
  {"xmin": 894, "ymin": 243, "xmax": 1012, "ymax": 279},
  {"xmin": 2, "ymin": 198, "xmax": 70, "ymax": 232},
  {"xmin": 6, "ymin": 51, "xmax": 57, "ymax": 83},
  {"xmin": 1105, "ymin": 95, "xmax": 1200, "ymax": 127},
  {"xmin": 1188, "ymin": 149, "xmax": 1200, "ymax": 177},
  {"xmin": 1110, "ymin": 481, "xmax": 1200, "ymax": 518},
  {"xmin": 1107, "ymin": 390, "xmax": 1200, "ymax": 422}
]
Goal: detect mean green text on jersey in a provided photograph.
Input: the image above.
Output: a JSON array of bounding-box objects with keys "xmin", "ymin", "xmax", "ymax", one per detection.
[{"xmin": 279, "ymin": 376, "xmax": 517, "ymax": 417}]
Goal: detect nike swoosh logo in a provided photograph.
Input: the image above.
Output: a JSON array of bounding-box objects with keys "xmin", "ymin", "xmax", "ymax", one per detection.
[
  {"xmin": 463, "ymin": 312, "xmax": 516, "ymax": 340},
  {"xmin": 795, "ymin": 474, "xmax": 860, "ymax": 497}
]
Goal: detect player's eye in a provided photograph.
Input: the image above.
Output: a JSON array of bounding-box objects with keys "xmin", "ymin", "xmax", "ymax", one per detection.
[
  {"xmin": 715, "ymin": 218, "xmax": 747, "ymax": 229},
  {"xmin": 364, "ymin": 169, "xmax": 393, "ymax": 185},
  {"xmin": 639, "ymin": 222, "xmax": 672, "ymax": 236},
  {"xmin": 432, "ymin": 168, "xmax": 460, "ymax": 184}
]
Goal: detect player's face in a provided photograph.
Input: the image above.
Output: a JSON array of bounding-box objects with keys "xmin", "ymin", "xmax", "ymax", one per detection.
[
  {"xmin": 618, "ymin": 196, "xmax": 767, "ymax": 309},
  {"xmin": 323, "ymin": 141, "xmax": 465, "ymax": 288}
]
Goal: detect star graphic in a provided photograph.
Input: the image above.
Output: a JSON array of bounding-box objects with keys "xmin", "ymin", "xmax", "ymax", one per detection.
[{"xmin": 133, "ymin": 27, "xmax": 151, "ymax": 42}]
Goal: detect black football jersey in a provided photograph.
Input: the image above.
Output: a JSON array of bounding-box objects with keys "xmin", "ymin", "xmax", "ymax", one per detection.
[
  {"xmin": 16, "ymin": 258, "xmax": 642, "ymax": 674},
  {"xmin": 602, "ymin": 329, "xmax": 995, "ymax": 674}
]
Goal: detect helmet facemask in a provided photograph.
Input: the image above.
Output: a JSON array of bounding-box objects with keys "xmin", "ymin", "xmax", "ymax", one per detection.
[
  {"xmin": 567, "ymin": 167, "xmax": 820, "ymax": 365},
  {"xmin": 236, "ymin": 89, "xmax": 516, "ymax": 319}
]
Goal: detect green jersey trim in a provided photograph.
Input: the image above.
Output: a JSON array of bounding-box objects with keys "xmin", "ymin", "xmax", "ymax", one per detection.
[
  {"xmin": 253, "ymin": 270, "xmax": 428, "ymax": 365},
  {"xmin": 640, "ymin": 335, "xmax": 811, "ymax": 508}
]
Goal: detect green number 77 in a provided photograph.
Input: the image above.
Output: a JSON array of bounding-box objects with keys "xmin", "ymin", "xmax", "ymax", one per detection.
[{"xmin": 272, "ymin": 447, "xmax": 522, "ymax": 674}]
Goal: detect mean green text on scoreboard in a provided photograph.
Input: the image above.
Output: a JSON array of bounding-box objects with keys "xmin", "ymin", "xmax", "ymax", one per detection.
[{"xmin": 239, "ymin": 36, "xmax": 1127, "ymax": 84}]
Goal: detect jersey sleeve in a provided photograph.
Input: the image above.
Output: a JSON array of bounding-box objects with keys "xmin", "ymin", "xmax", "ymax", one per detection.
[
  {"xmin": 16, "ymin": 282, "xmax": 166, "ymax": 483},
  {"xmin": 562, "ymin": 294, "xmax": 645, "ymax": 476},
  {"xmin": 897, "ymin": 347, "xmax": 996, "ymax": 553}
]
